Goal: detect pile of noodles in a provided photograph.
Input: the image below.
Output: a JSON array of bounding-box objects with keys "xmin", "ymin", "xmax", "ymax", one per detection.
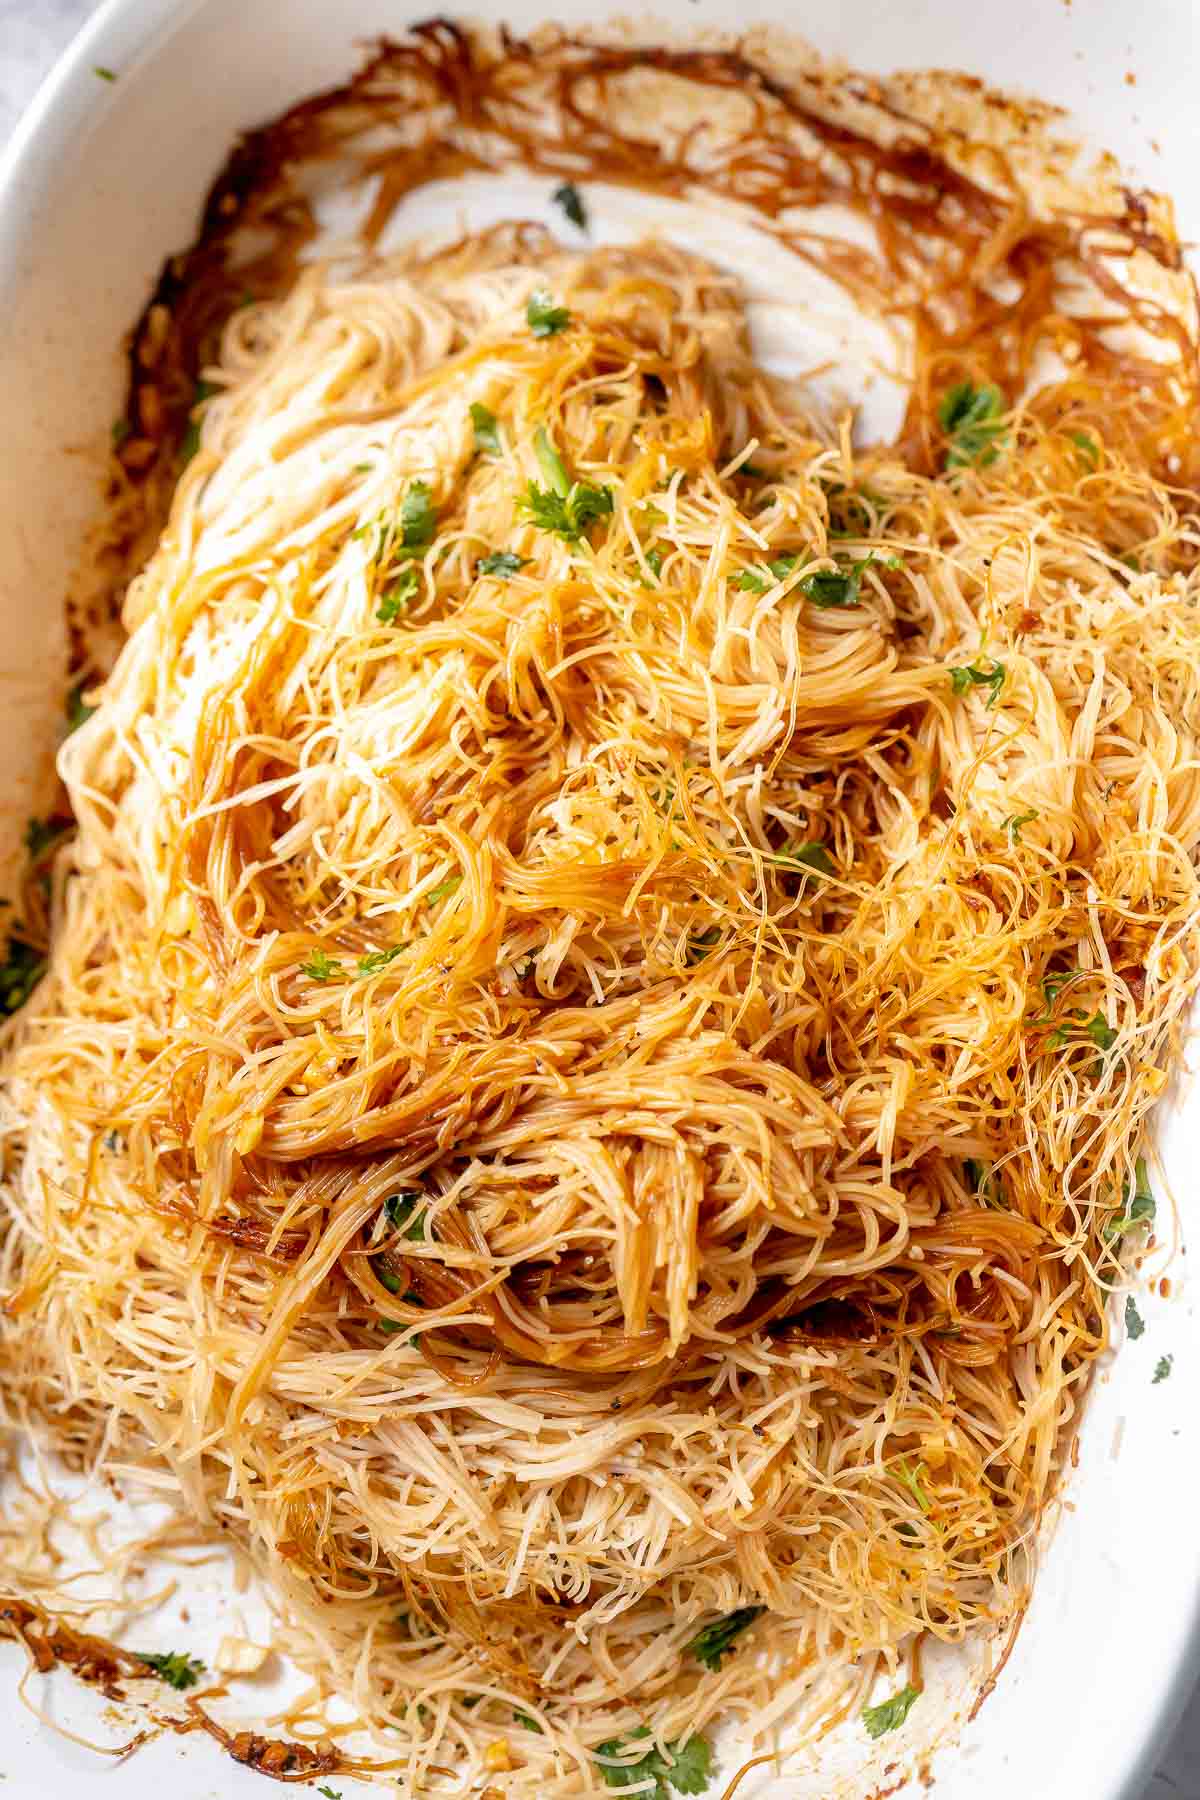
[{"xmin": 3, "ymin": 199, "xmax": 1200, "ymax": 1789}]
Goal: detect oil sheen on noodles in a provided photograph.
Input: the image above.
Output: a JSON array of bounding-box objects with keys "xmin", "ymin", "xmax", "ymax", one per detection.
[{"xmin": 3, "ymin": 25, "xmax": 1200, "ymax": 1800}]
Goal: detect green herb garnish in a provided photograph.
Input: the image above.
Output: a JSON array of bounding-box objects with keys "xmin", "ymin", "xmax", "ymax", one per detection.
[
  {"xmin": 964, "ymin": 1158, "xmax": 1002, "ymax": 1206},
  {"xmin": 66, "ymin": 682, "xmax": 96, "ymax": 733},
  {"xmin": 862, "ymin": 1682, "xmax": 920, "ymax": 1740},
  {"xmin": 1069, "ymin": 430, "xmax": 1099, "ymax": 469},
  {"xmin": 522, "ymin": 428, "xmax": 613, "ymax": 541},
  {"xmin": 377, "ymin": 565, "xmax": 419, "ymax": 623},
  {"xmin": 644, "ymin": 546, "xmax": 664, "ymax": 583},
  {"xmin": 949, "ymin": 659, "xmax": 1006, "ymax": 708},
  {"xmin": 685, "ymin": 927, "xmax": 722, "ymax": 966},
  {"xmin": 1106, "ymin": 1158, "xmax": 1156, "ymax": 1240},
  {"xmin": 799, "ymin": 566, "xmax": 863, "ymax": 608},
  {"xmin": 399, "ymin": 480, "xmax": 436, "ymax": 551},
  {"xmin": 93, "ymin": 65, "xmax": 117, "ymax": 82},
  {"xmin": 470, "ymin": 402, "xmax": 502, "ymax": 457},
  {"xmin": 938, "ymin": 381, "xmax": 1007, "ymax": 469},
  {"xmin": 385, "ymin": 1191, "xmax": 428, "ymax": 1241},
  {"xmin": 595, "ymin": 1727, "xmax": 712, "ymax": 1796},
  {"xmin": 777, "ymin": 840, "xmax": 834, "ymax": 880},
  {"xmin": 111, "ymin": 416, "xmax": 131, "ymax": 448},
  {"xmin": 1154, "ymin": 1355, "xmax": 1173, "ymax": 1384},
  {"xmin": 1125, "ymin": 1296, "xmax": 1145, "ymax": 1340},
  {"xmin": 1002, "ymin": 808, "xmax": 1038, "ymax": 844},
  {"xmin": 894, "ymin": 1460, "xmax": 932, "ymax": 1511},
  {"xmin": 513, "ymin": 1708, "xmax": 544, "ymax": 1733},
  {"xmin": 180, "ymin": 379, "xmax": 216, "ymax": 465},
  {"xmin": 527, "ymin": 290, "xmax": 571, "ymax": 337},
  {"xmin": 300, "ymin": 950, "xmax": 344, "ymax": 982},
  {"xmin": 24, "ymin": 817, "xmax": 71, "ymax": 860},
  {"xmin": 687, "ymin": 1606, "xmax": 765, "ymax": 1672},
  {"xmin": 357, "ymin": 945, "xmax": 404, "ymax": 977},
  {"xmin": 477, "ymin": 551, "xmax": 530, "ymax": 579},
  {"xmin": 426, "ymin": 874, "xmax": 462, "ymax": 907},
  {"xmin": 0, "ymin": 938, "xmax": 45, "ymax": 1018},
  {"xmin": 137, "ymin": 1651, "xmax": 205, "ymax": 1691},
  {"xmin": 735, "ymin": 555, "xmax": 797, "ymax": 594},
  {"xmin": 552, "ymin": 182, "xmax": 588, "ymax": 231}
]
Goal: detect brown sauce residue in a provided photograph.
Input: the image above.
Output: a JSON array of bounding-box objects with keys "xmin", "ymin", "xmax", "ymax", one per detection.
[{"xmin": 87, "ymin": 16, "xmax": 1198, "ymax": 689}]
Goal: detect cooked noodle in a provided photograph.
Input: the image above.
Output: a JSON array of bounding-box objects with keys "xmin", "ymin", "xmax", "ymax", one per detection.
[{"xmin": 3, "ymin": 25, "xmax": 1200, "ymax": 1798}]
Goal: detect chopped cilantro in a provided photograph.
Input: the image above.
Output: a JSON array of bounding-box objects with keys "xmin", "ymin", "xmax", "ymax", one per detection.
[
  {"xmin": 470, "ymin": 402, "xmax": 502, "ymax": 457},
  {"xmin": 1106, "ymin": 1158, "xmax": 1156, "ymax": 1240},
  {"xmin": 377, "ymin": 565, "xmax": 419, "ymax": 623},
  {"xmin": 513, "ymin": 1708, "xmax": 543, "ymax": 1733},
  {"xmin": 0, "ymin": 937, "xmax": 45, "ymax": 1017},
  {"xmin": 685, "ymin": 927, "xmax": 722, "ymax": 966},
  {"xmin": 1154, "ymin": 1355, "xmax": 1173, "ymax": 1384},
  {"xmin": 964, "ymin": 1158, "xmax": 1002, "ymax": 1206},
  {"xmin": 111, "ymin": 416, "xmax": 131, "ymax": 448},
  {"xmin": 644, "ymin": 546, "xmax": 664, "ymax": 583},
  {"xmin": 399, "ymin": 480, "xmax": 436, "ymax": 551},
  {"xmin": 799, "ymin": 566, "xmax": 863, "ymax": 608},
  {"xmin": 949, "ymin": 659, "xmax": 1006, "ymax": 708},
  {"xmin": 777, "ymin": 840, "xmax": 834, "ymax": 881},
  {"xmin": 477, "ymin": 550, "xmax": 529, "ymax": 579},
  {"xmin": 687, "ymin": 1606, "xmax": 765, "ymax": 1671},
  {"xmin": 66, "ymin": 682, "xmax": 96, "ymax": 733},
  {"xmin": 317, "ymin": 1789, "xmax": 342, "ymax": 1800},
  {"xmin": 938, "ymin": 381, "xmax": 1007, "ymax": 469},
  {"xmin": 426, "ymin": 874, "xmax": 462, "ymax": 907},
  {"xmin": 24, "ymin": 817, "xmax": 71, "ymax": 860},
  {"xmin": 137, "ymin": 1650, "xmax": 205, "ymax": 1690},
  {"xmin": 180, "ymin": 379, "xmax": 216, "ymax": 465},
  {"xmin": 1041, "ymin": 967, "xmax": 1084, "ymax": 1007},
  {"xmin": 735, "ymin": 555, "xmax": 797, "ymax": 594},
  {"xmin": 1083, "ymin": 1011, "xmax": 1118, "ymax": 1055},
  {"xmin": 300, "ymin": 949, "xmax": 343, "ymax": 982},
  {"xmin": 862, "ymin": 1682, "xmax": 920, "ymax": 1739},
  {"xmin": 522, "ymin": 428, "xmax": 613, "ymax": 541},
  {"xmin": 1002, "ymin": 808, "xmax": 1038, "ymax": 844},
  {"xmin": 527, "ymin": 290, "xmax": 571, "ymax": 337},
  {"xmin": 552, "ymin": 182, "xmax": 588, "ymax": 231},
  {"xmin": 595, "ymin": 1727, "xmax": 712, "ymax": 1796},
  {"xmin": 385, "ymin": 1191, "xmax": 428, "ymax": 1241},
  {"xmin": 93, "ymin": 65, "xmax": 117, "ymax": 82},
  {"xmin": 893, "ymin": 1459, "xmax": 932, "ymax": 1511},
  {"xmin": 1069, "ymin": 430, "xmax": 1099, "ymax": 469},
  {"xmin": 357, "ymin": 945, "xmax": 404, "ymax": 977},
  {"xmin": 1125, "ymin": 1296, "xmax": 1145, "ymax": 1340}
]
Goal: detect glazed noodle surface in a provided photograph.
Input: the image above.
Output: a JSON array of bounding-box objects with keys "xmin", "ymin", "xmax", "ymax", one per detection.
[{"xmin": 3, "ymin": 156, "xmax": 1200, "ymax": 1793}]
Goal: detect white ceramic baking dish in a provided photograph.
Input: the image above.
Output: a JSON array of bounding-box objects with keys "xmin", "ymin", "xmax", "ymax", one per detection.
[{"xmin": 1, "ymin": 3, "xmax": 1199, "ymax": 1797}]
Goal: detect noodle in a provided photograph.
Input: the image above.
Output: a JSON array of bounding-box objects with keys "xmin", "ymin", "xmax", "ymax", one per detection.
[{"xmin": 3, "ymin": 23, "xmax": 1200, "ymax": 1797}]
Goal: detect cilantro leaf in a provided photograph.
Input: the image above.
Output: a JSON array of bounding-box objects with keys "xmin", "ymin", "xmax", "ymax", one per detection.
[
  {"xmin": 1125, "ymin": 1296, "xmax": 1145, "ymax": 1340},
  {"xmin": 357, "ymin": 945, "xmax": 404, "ymax": 977},
  {"xmin": 949, "ymin": 659, "xmax": 1006, "ymax": 708},
  {"xmin": 644, "ymin": 547, "xmax": 664, "ymax": 583},
  {"xmin": 1083, "ymin": 1011, "xmax": 1118, "ymax": 1055},
  {"xmin": 1105, "ymin": 1157, "xmax": 1156, "ymax": 1241},
  {"xmin": 24, "ymin": 816, "xmax": 72, "ymax": 860},
  {"xmin": 317, "ymin": 1789, "xmax": 342, "ymax": 1800},
  {"xmin": 777, "ymin": 840, "xmax": 834, "ymax": 881},
  {"xmin": 1069, "ymin": 429, "xmax": 1099, "ymax": 469},
  {"xmin": 893, "ymin": 1460, "xmax": 932, "ymax": 1512},
  {"xmin": 964, "ymin": 1158, "xmax": 1003, "ymax": 1207},
  {"xmin": 522, "ymin": 429, "xmax": 613, "ymax": 541},
  {"xmin": 595, "ymin": 1727, "xmax": 713, "ymax": 1796},
  {"xmin": 552, "ymin": 182, "xmax": 588, "ymax": 231},
  {"xmin": 513, "ymin": 1708, "xmax": 543, "ymax": 1733},
  {"xmin": 300, "ymin": 949, "xmax": 344, "ymax": 982},
  {"xmin": 1002, "ymin": 808, "xmax": 1038, "ymax": 844},
  {"xmin": 799, "ymin": 566, "xmax": 862, "ymax": 608},
  {"xmin": 180, "ymin": 379, "xmax": 217, "ymax": 465},
  {"xmin": 1154, "ymin": 1355, "xmax": 1173, "ymax": 1384},
  {"xmin": 938, "ymin": 381, "xmax": 1007, "ymax": 469},
  {"xmin": 470, "ymin": 402, "xmax": 502, "ymax": 457},
  {"xmin": 862, "ymin": 1682, "xmax": 920, "ymax": 1739},
  {"xmin": 687, "ymin": 1606, "xmax": 764, "ymax": 1672},
  {"xmin": 527, "ymin": 290, "xmax": 571, "ymax": 337},
  {"xmin": 735, "ymin": 555, "xmax": 797, "ymax": 594},
  {"xmin": 426, "ymin": 874, "xmax": 462, "ymax": 907},
  {"xmin": 685, "ymin": 927, "xmax": 722, "ymax": 966},
  {"xmin": 0, "ymin": 937, "xmax": 45, "ymax": 1018},
  {"xmin": 66, "ymin": 682, "xmax": 96, "ymax": 732},
  {"xmin": 400, "ymin": 480, "xmax": 436, "ymax": 551},
  {"xmin": 377, "ymin": 565, "xmax": 419, "ymax": 623},
  {"xmin": 477, "ymin": 550, "xmax": 529, "ymax": 579},
  {"xmin": 93, "ymin": 65, "xmax": 117, "ymax": 82},
  {"xmin": 385, "ymin": 1191, "xmax": 428, "ymax": 1241},
  {"xmin": 137, "ymin": 1650, "xmax": 205, "ymax": 1690}
]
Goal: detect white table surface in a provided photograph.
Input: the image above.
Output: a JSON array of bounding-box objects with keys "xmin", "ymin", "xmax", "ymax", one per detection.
[{"xmin": 1, "ymin": 2, "xmax": 1197, "ymax": 1795}]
